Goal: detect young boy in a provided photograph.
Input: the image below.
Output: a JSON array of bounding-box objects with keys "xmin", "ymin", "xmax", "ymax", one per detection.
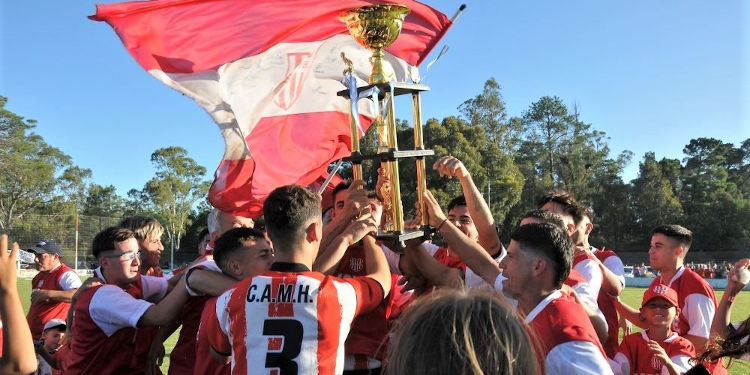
[
  {"xmin": 613, "ymin": 284, "xmax": 695, "ymax": 375},
  {"xmin": 35, "ymin": 318, "xmax": 66, "ymax": 375}
]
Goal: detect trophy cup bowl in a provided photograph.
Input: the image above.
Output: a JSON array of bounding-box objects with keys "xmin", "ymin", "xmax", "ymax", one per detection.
[{"xmin": 340, "ymin": 4, "xmax": 410, "ymax": 84}]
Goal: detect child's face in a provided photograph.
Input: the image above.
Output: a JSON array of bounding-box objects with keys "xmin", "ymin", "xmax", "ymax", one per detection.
[
  {"xmin": 640, "ymin": 297, "xmax": 677, "ymax": 327},
  {"xmin": 42, "ymin": 328, "xmax": 65, "ymax": 352}
]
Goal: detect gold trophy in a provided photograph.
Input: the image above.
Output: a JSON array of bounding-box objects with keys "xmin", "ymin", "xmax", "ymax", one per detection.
[{"xmin": 338, "ymin": 4, "xmax": 434, "ymax": 246}]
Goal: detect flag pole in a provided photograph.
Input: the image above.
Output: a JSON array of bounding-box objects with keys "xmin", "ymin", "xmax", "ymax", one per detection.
[{"xmin": 417, "ymin": 4, "xmax": 466, "ymax": 66}]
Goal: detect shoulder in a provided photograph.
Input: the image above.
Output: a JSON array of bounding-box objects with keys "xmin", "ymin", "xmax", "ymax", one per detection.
[
  {"xmin": 594, "ymin": 248, "xmax": 617, "ymax": 260},
  {"xmin": 677, "ymin": 269, "xmax": 714, "ymax": 296}
]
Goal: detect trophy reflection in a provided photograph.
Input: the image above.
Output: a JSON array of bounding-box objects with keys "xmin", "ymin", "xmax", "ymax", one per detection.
[{"xmin": 338, "ymin": 4, "xmax": 433, "ymax": 247}]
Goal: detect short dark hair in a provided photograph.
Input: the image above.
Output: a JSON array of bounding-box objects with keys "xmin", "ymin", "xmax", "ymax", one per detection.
[
  {"xmin": 537, "ymin": 190, "xmax": 585, "ymax": 225},
  {"xmin": 510, "ymin": 223, "xmax": 572, "ymax": 289},
  {"xmin": 519, "ymin": 209, "xmax": 566, "ymax": 229},
  {"xmin": 263, "ymin": 185, "xmax": 321, "ymax": 253},
  {"xmin": 367, "ymin": 191, "xmax": 382, "ymax": 203},
  {"xmin": 92, "ymin": 227, "xmax": 135, "ymax": 259},
  {"xmin": 213, "ymin": 227, "xmax": 267, "ymax": 274},
  {"xmin": 332, "ymin": 180, "xmax": 352, "ymax": 203},
  {"xmin": 447, "ymin": 196, "xmax": 467, "ymax": 212},
  {"xmin": 652, "ymin": 224, "xmax": 693, "ymax": 252}
]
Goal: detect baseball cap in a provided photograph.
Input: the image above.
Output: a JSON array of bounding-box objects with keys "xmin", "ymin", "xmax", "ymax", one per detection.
[
  {"xmin": 641, "ymin": 284, "xmax": 679, "ymax": 308},
  {"xmin": 30, "ymin": 239, "xmax": 62, "ymax": 255},
  {"xmin": 43, "ymin": 318, "xmax": 66, "ymax": 331}
]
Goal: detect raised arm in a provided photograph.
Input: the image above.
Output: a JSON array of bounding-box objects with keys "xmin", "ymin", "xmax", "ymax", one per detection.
[
  {"xmin": 0, "ymin": 235, "xmax": 38, "ymax": 375},
  {"xmin": 363, "ymin": 234, "xmax": 391, "ymax": 298},
  {"xmin": 319, "ymin": 180, "xmax": 369, "ymax": 256},
  {"xmin": 433, "ymin": 156, "xmax": 502, "ymax": 256},
  {"xmin": 422, "ymin": 189, "xmax": 501, "ymax": 286},
  {"xmin": 711, "ymin": 258, "xmax": 749, "ymax": 338},
  {"xmin": 313, "ymin": 213, "xmax": 378, "ymax": 274},
  {"xmin": 403, "ymin": 240, "xmax": 463, "ymax": 289}
]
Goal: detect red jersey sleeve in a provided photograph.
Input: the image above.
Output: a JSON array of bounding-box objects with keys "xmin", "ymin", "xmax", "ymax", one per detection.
[
  {"xmin": 205, "ymin": 297, "xmax": 232, "ymax": 356},
  {"xmin": 345, "ymin": 276, "xmax": 385, "ymax": 316}
]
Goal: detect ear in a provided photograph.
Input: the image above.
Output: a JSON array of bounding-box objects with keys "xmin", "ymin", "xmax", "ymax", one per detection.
[
  {"xmin": 566, "ymin": 223, "xmax": 575, "ymax": 235},
  {"xmin": 530, "ymin": 256, "xmax": 546, "ymax": 277},
  {"xmin": 674, "ymin": 245, "xmax": 685, "ymax": 258},
  {"xmin": 305, "ymin": 221, "xmax": 321, "ymax": 242},
  {"xmin": 228, "ymin": 259, "xmax": 242, "ymax": 278},
  {"xmin": 585, "ymin": 222, "xmax": 594, "ymax": 235}
]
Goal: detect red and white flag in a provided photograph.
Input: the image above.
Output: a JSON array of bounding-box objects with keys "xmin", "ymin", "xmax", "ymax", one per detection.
[{"xmin": 91, "ymin": 0, "xmax": 452, "ymax": 217}]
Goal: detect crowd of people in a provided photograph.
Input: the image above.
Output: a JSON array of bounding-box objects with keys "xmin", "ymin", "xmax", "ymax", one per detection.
[
  {"xmin": 632, "ymin": 262, "xmax": 739, "ymax": 280},
  {"xmin": 0, "ymin": 155, "xmax": 748, "ymax": 375}
]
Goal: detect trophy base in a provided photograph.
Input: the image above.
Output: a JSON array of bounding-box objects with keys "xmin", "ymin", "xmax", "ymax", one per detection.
[
  {"xmin": 344, "ymin": 149, "xmax": 434, "ymax": 164},
  {"xmin": 337, "ymin": 82, "xmax": 430, "ymax": 99},
  {"xmin": 376, "ymin": 227, "xmax": 433, "ymax": 251}
]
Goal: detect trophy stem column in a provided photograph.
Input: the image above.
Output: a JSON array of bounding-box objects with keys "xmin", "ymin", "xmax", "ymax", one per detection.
[
  {"xmin": 412, "ymin": 92, "xmax": 428, "ymax": 226},
  {"xmin": 348, "ymin": 107, "xmax": 363, "ymax": 180},
  {"xmin": 385, "ymin": 94, "xmax": 404, "ymax": 232}
]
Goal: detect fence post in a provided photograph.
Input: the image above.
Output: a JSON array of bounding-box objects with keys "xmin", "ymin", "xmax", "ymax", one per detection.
[{"xmin": 75, "ymin": 212, "xmax": 79, "ymax": 271}]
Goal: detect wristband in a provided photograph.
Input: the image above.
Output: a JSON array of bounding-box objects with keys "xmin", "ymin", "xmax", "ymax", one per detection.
[
  {"xmin": 436, "ymin": 218, "xmax": 448, "ymax": 232},
  {"xmin": 185, "ymin": 267, "xmax": 197, "ymax": 292}
]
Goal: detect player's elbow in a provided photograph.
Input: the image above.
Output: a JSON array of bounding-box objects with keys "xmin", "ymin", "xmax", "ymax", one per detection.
[{"xmin": 0, "ymin": 356, "xmax": 38, "ymax": 375}]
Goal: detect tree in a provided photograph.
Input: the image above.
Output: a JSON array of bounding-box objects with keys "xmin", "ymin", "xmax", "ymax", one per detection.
[
  {"xmin": 82, "ymin": 184, "xmax": 127, "ymax": 217},
  {"xmin": 458, "ymin": 78, "xmax": 520, "ymax": 150},
  {"xmin": 679, "ymin": 138, "xmax": 748, "ymax": 249},
  {"xmin": 129, "ymin": 147, "xmax": 209, "ymax": 267},
  {"xmin": 630, "ymin": 152, "xmax": 683, "ymax": 243},
  {"xmin": 0, "ymin": 96, "xmax": 74, "ymax": 231}
]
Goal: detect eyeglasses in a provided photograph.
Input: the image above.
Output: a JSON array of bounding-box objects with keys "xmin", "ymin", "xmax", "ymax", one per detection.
[{"xmin": 101, "ymin": 250, "xmax": 139, "ymax": 261}]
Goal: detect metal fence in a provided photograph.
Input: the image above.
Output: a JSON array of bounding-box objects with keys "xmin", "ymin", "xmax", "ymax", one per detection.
[{"xmin": 1, "ymin": 214, "xmax": 122, "ymax": 270}]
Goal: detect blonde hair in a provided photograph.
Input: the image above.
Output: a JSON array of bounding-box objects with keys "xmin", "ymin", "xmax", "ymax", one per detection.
[
  {"xmin": 118, "ymin": 216, "xmax": 164, "ymax": 241},
  {"xmin": 384, "ymin": 290, "xmax": 539, "ymax": 375}
]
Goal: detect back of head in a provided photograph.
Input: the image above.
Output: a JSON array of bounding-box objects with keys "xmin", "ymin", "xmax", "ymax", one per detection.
[
  {"xmin": 510, "ymin": 222, "xmax": 573, "ymax": 289},
  {"xmin": 213, "ymin": 227, "xmax": 267, "ymax": 274},
  {"xmin": 92, "ymin": 226, "xmax": 135, "ymax": 259},
  {"xmin": 118, "ymin": 215, "xmax": 163, "ymax": 241},
  {"xmin": 652, "ymin": 224, "xmax": 693, "ymax": 253},
  {"xmin": 537, "ymin": 190, "xmax": 585, "ymax": 225},
  {"xmin": 519, "ymin": 209, "xmax": 566, "ymax": 229},
  {"xmin": 385, "ymin": 290, "xmax": 538, "ymax": 375},
  {"xmin": 263, "ymin": 185, "xmax": 321, "ymax": 253}
]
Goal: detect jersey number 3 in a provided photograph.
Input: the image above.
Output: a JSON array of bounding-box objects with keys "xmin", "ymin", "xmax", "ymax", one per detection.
[{"xmin": 264, "ymin": 319, "xmax": 303, "ymax": 375}]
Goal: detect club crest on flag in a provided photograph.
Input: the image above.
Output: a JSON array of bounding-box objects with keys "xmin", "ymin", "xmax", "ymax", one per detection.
[
  {"xmin": 350, "ymin": 257, "xmax": 364, "ymax": 273},
  {"xmin": 274, "ymin": 52, "xmax": 314, "ymax": 110}
]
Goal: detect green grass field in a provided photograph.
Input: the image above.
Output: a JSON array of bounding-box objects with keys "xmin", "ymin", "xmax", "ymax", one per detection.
[{"xmin": 18, "ymin": 279, "xmax": 749, "ymax": 374}]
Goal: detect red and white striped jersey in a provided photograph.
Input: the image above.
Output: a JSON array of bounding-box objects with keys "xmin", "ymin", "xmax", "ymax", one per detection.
[
  {"xmin": 195, "ymin": 297, "xmax": 230, "ymax": 375},
  {"xmin": 208, "ymin": 262, "xmax": 383, "ymax": 375}
]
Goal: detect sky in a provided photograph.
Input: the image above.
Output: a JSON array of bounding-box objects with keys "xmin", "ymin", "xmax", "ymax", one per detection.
[{"xmin": 1, "ymin": 1, "xmax": 748, "ymax": 198}]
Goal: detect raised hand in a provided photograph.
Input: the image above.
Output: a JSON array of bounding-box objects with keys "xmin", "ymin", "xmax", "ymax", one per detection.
[
  {"xmin": 422, "ymin": 189, "xmax": 447, "ymax": 228},
  {"xmin": 342, "ymin": 180, "xmax": 370, "ymax": 220},
  {"xmin": 432, "ymin": 155, "xmax": 469, "ymax": 179}
]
